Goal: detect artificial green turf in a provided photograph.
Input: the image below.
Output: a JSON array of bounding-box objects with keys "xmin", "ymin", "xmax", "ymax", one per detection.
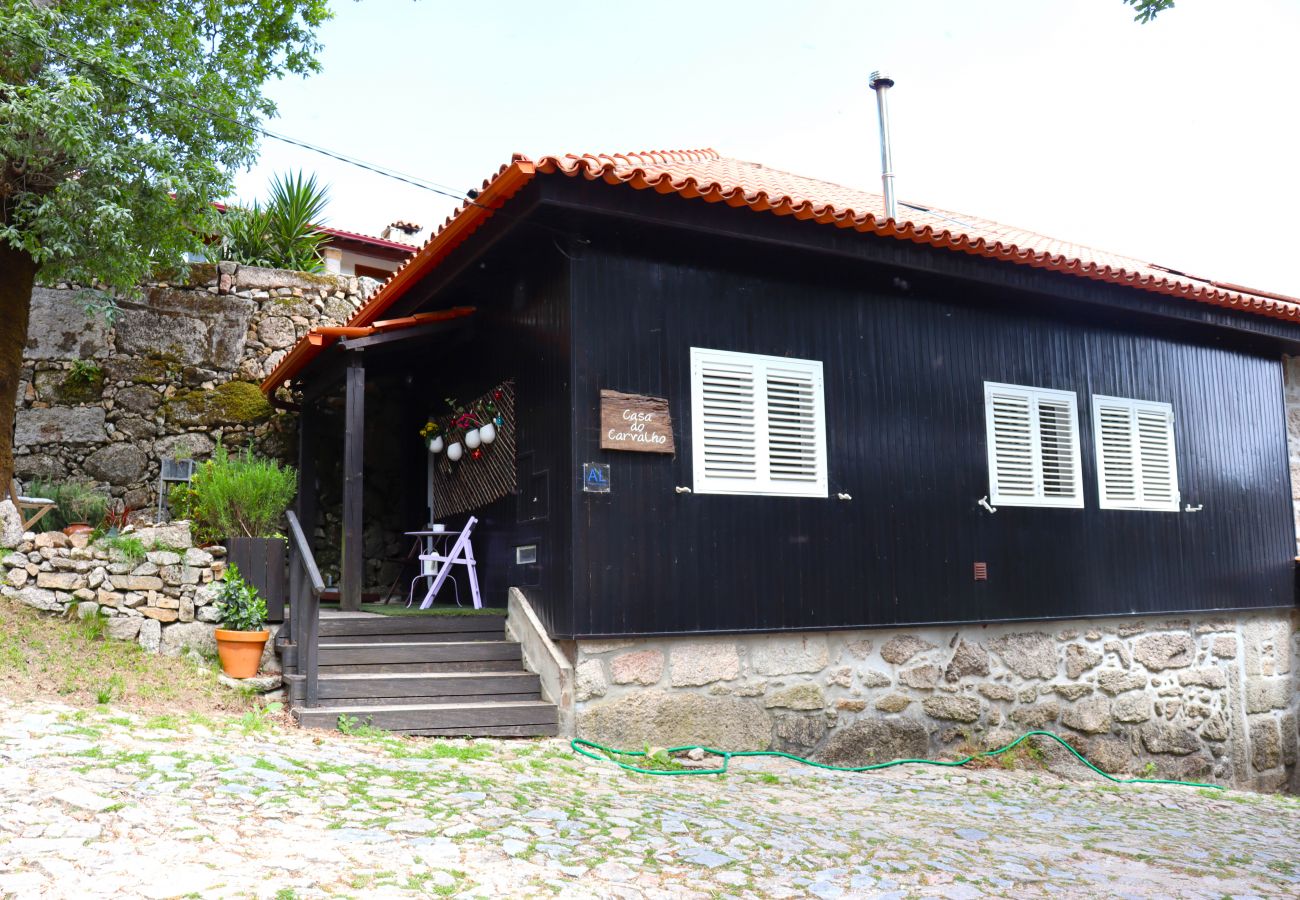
[{"xmin": 357, "ymin": 603, "xmax": 506, "ymax": 617}]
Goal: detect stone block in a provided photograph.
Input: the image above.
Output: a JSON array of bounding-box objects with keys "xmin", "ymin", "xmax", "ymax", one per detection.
[
  {"xmin": 1079, "ymin": 735, "xmax": 1133, "ymax": 775},
  {"xmin": 1064, "ymin": 643, "xmax": 1103, "ymax": 679},
  {"xmin": 9, "ymin": 585, "xmax": 59, "ymax": 611},
  {"xmin": 114, "ymin": 287, "xmax": 256, "ymax": 370},
  {"xmin": 1249, "ymin": 716, "xmax": 1282, "ymax": 772},
  {"xmin": 944, "ymin": 639, "xmax": 989, "ymax": 681},
  {"xmin": 139, "ymin": 607, "xmax": 179, "ymax": 623},
  {"xmin": 1140, "ymin": 722, "xmax": 1199, "ymax": 756},
  {"xmin": 6, "ymin": 568, "xmax": 28, "ymax": 588},
  {"xmin": 1097, "ymin": 669, "xmax": 1147, "ymax": 695},
  {"xmin": 874, "ymin": 693, "xmax": 912, "ymax": 713},
  {"xmin": 138, "ymin": 619, "xmax": 162, "ymax": 652},
  {"xmin": 1243, "ymin": 618, "xmax": 1291, "ymax": 677},
  {"xmin": 1113, "ymin": 693, "xmax": 1153, "ymax": 723},
  {"xmin": 35, "ymin": 572, "xmax": 82, "ymax": 591},
  {"xmin": 843, "ymin": 638, "xmax": 872, "ymax": 659},
  {"xmin": 774, "ymin": 714, "xmax": 826, "ymax": 751},
  {"xmin": 1179, "ymin": 666, "xmax": 1228, "ymax": 689},
  {"xmin": 988, "ymin": 632, "xmax": 1057, "ymax": 679},
  {"xmin": 1009, "ymin": 702, "xmax": 1060, "ymax": 729},
  {"xmin": 899, "ymin": 664, "xmax": 941, "ymax": 689},
  {"xmin": 764, "ymin": 684, "xmax": 825, "ymax": 710},
  {"xmin": 1245, "ymin": 677, "xmax": 1291, "ymax": 713},
  {"xmin": 880, "ymin": 634, "xmax": 935, "ymax": 665},
  {"xmin": 130, "ymin": 522, "xmax": 193, "ymax": 551},
  {"xmin": 1052, "ymin": 684, "xmax": 1092, "ymax": 701},
  {"xmin": 668, "ymin": 640, "xmax": 740, "ymax": 686},
  {"xmin": 817, "ymin": 717, "xmax": 929, "ymax": 767},
  {"xmin": 609, "ymin": 649, "xmax": 664, "ymax": 686},
  {"xmin": 977, "ymin": 683, "xmax": 1016, "ymax": 702},
  {"xmin": 146, "ymin": 551, "xmax": 182, "ymax": 566},
  {"xmin": 1061, "ymin": 697, "xmax": 1112, "ymax": 734},
  {"xmin": 105, "ymin": 617, "xmax": 141, "ymax": 642},
  {"xmin": 575, "ymin": 659, "xmax": 606, "ymax": 702},
  {"xmin": 159, "ymin": 622, "xmax": 217, "ymax": 657},
  {"xmin": 860, "ymin": 669, "xmax": 891, "ymax": 688},
  {"xmin": 922, "ymin": 695, "xmax": 981, "ymax": 722},
  {"xmin": 155, "ymin": 433, "xmax": 215, "ymax": 462},
  {"xmin": 577, "ymin": 691, "xmax": 771, "ymax": 750},
  {"xmin": 112, "ymin": 575, "xmax": 164, "ymax": 591},
  {"xmin": 1211, "ymin": 636, "xmax": 1238, "ymax": 659},
  {"xmin": 83, "ymin": 444, "xmax": 148, "ymax": 486},
  {"xmin": 24, "ymin": 287, "xmax": 110, "ymax": 360},
  {"xmin": 836, "ymin": 698, "xmax": 867, "ymax": 712},
  {"xmin": 749, "ymin": 635, "xmax": 829, "ymax": 676},
  {"xmin": 112, "ymin": 385, "xmax": 163, "ymax": 415},
  {"xmin": 1133, "ymin": 633, "xmax": 1195, "ymax": 671},
  {"xmin": 15, "ymin": 407, "xmax": 107, "ymax": 445}
]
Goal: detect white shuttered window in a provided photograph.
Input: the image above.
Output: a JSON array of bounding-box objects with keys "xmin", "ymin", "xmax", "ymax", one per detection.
[
  {"xmin": 1092, "ymin": 396, "xmax": 1179, "ymax": 511},
  {"xmin": 983, "ymin": 382, "xmax": 1083, "ymax": 508},
  {"xmin": 690, "ymin": 348, "xmax": 827, "ymax": 497}
]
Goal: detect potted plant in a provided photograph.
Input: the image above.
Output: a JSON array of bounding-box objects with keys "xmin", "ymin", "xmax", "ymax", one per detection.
[
  {"xmin": 180, "ymin": 444, "xmax": 297, "ymax": 621},
  {"xmin": 213, "ymin": 563, "xmax": 270, "ymax": 678},
  {"xmin": 31, "ymin": 480, "xmax": 109, "ymax": 535}
]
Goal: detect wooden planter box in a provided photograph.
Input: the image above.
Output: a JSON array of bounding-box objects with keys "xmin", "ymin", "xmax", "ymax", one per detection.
[{"xmin": 225, "ymin": 537, "xmax": 286, "ymax": 623}]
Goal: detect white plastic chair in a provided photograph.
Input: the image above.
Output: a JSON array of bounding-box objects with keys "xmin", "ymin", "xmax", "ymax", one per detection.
[{"xmin": 418, "ymin": 516, "xmax": 482, "ymax": 610}]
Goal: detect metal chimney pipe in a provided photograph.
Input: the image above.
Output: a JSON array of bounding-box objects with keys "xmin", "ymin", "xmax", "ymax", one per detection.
[{"xmin": 868, "ymin": 71, "xmax": 897, "ymax": 221}]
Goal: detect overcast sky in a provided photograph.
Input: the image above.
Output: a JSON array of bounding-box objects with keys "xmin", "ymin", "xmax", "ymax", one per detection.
[{"xmin": 234, "ymin": 0, "xmax": 1300, "ymax": 297}]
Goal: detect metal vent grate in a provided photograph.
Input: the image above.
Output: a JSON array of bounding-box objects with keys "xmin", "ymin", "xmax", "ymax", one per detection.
[{"xmin": 973, "ymin": 562, "xmax": 988, "ymax": 581}]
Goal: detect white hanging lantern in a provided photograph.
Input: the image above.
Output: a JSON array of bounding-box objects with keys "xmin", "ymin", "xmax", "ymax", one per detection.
[
  {"xmin": 428, "ymin": 435, "xmax": 444, "ymax": 454},
  {"xmin": 479, "ymin": 422, "xmax": 497, "ymax": 445},
  {"xmin": 464, "ymin": 428, "xmax": 482, "ymax": 449},
  {"xmin": 446, "ymin": 441, "xmax": 463, "ymax": 462}
]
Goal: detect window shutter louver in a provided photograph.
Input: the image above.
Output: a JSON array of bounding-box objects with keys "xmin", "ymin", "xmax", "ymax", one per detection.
[
  {"xmin": 1093, "ymin": 396, "xmax": 1179, "ymax": 511},
  {"xmin": 984, "ymin": 382, "xmax": 1082, "ymax": 508},
  {"xmin": 691, "ymin": 348, "xmax": 827, "ymax": 497}
]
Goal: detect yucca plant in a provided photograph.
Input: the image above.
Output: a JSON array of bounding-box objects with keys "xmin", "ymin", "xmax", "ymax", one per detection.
[{"xmin": 213, "ymin": 171, "xmax": 330, "ymax": 273}]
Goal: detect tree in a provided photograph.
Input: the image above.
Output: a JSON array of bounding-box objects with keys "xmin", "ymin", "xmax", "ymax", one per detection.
[
  {"xmin": 1124, "ymin": 0, "xmax": 1174, "ymax": 23},
  {"xmin": 0, "ymin": 0, "xmax": 331, "ymax": 494}
]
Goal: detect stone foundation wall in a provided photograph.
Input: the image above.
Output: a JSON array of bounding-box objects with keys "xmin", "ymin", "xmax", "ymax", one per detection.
[
  {"xmin": 14, "ymin": 264, "xmax": 377, "ymax": 512},
  {"xmin": 572, "ymin": 610, "xmax": 1300, "ymax": 792},
  {"xmin": 0, "ymin": 521, "xmax": 275, "ymax": 671}
]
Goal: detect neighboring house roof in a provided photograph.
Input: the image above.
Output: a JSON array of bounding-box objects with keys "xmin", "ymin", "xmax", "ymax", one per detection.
[
  {"xmin": 315, "ymin": 225, "xmax": 418, "ymax": 261},
  {"xmin": 261, "ymin": 148, "xmax": 1300, "ymax": 394}
]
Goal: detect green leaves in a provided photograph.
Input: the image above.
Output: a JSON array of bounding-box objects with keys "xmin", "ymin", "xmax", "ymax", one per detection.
[
  {"xmin": 214, "ymin": 169, "xmax": 330, "ymax": 272},
  {"xmin": 0, "ymin": 0, "xmax": 333, "ymax": 289},
  {"xmin": 214, "ymin": 563, "xmax": 269, "ymax": 633},
  {"xmin": 1123, "ymin": 0, "xmax": 1175, "ymax": 24},
  {"xmin": 180, "ymin": 443, "xmax": 297, "ymax": 541}
]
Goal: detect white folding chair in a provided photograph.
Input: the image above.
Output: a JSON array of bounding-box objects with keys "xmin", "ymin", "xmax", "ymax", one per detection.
[{"xmin": 418, "ymin": 516, "xmax": 482, "ymax": 610}]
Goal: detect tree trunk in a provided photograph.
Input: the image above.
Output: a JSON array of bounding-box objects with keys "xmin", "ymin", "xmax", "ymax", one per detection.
[{"xmin": 0, "ymin": 244, "xmax": 37, "ymax": 498}]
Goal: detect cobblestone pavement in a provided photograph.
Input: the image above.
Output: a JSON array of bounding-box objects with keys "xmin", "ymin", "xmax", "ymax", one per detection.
[{"xmin": 2, "ymin": 700, "xmax": 1298, "ymax": 899}]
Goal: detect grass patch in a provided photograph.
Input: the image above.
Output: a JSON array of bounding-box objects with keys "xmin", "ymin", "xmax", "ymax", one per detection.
[
  {"xmin": 356, "ymin": 603, "xmax": 506, "ymax": 618},
  {"xmin": 0, "ymin": 597, "xmax": 253, "ymax": 716}
]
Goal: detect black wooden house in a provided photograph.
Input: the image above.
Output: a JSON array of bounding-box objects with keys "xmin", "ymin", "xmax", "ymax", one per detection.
[{"xmin": 264, "ymin": 148, "xmax": 1299, "ymax": 655}]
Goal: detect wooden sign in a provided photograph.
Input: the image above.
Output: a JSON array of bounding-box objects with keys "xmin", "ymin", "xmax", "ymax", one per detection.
[{"xmin": 600, "ymin": 390, "xmax": 674, "ymax": 453}]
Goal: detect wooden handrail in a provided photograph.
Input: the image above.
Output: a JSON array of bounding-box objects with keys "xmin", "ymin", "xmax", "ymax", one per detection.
[
  {"xmin": 287, "ymin": 510, "xmax": 325, "ymax": 595},
  {"xmin": 284, "ymin": 510, "xmax": 323, "ymax": 708}
]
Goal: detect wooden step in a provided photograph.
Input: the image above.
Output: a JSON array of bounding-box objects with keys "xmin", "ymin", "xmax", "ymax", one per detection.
[
  {"xmin": 317, "ymin": 641, "xmax": 521, "ymax": 666},
  {"xmin": 318, "ymin": 659, "xmax": 527, "ymax": 675},
  {"xmin": 296, "ymin": 699, "xmax": 558, "ymax": 736},
  {"xmin": 316, "ymin": 670, "xmax": 539, "ymax": 701},
  {"xmin": 317, "ymin": 615, "xmax": 505, "ymax": 639}
]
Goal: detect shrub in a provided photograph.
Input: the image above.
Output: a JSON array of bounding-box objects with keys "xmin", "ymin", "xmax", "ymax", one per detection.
[
  {"xmin": 180, "ymin": 444, "xmax": 296, "ymax": 541},
  {"xmin": 213, "ymin": 564, "xmax": 268, "ymax": 632},
  {"xmin": 29, "ymin": 480, "xmax": 109, "ymax": 530}
]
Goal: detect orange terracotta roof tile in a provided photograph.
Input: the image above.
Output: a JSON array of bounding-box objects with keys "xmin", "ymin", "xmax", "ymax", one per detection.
[{"xmin": 261, "ymin": 149, "xmax": 1300, "ymax": 395}]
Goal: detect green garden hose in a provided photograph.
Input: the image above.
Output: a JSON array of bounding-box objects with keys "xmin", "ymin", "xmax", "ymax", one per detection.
[{"xmin": 571, "ymin": 729, "xmax": 1224, "ymax": 790}]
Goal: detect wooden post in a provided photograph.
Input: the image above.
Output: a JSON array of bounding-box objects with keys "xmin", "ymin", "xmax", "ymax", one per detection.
[
  {"xmin": 341, "ymin": 352, "xmax": 365, "ymax": 612},
  {"xmin": 296, "ymin": 398, "xmax": 318, "ymax": 565}
]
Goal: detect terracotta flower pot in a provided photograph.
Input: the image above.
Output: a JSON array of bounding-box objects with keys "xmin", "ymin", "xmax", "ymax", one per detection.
[
  {"xmin": 214, "ymin": 629, "xmax": 270, "ymax": 679},
  {"xmin": 63, "ymin": 523, "xmax": 93, "ymax": 537}
]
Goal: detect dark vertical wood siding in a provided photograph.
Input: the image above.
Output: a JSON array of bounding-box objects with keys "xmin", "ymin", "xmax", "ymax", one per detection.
[
  {"xmin": 377, "ymin": 238, "xmax": 576, "ymax": 635},
  {"xmin": 565, "ymin": 228, "xmax": 1295, "ymax": 637}
]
